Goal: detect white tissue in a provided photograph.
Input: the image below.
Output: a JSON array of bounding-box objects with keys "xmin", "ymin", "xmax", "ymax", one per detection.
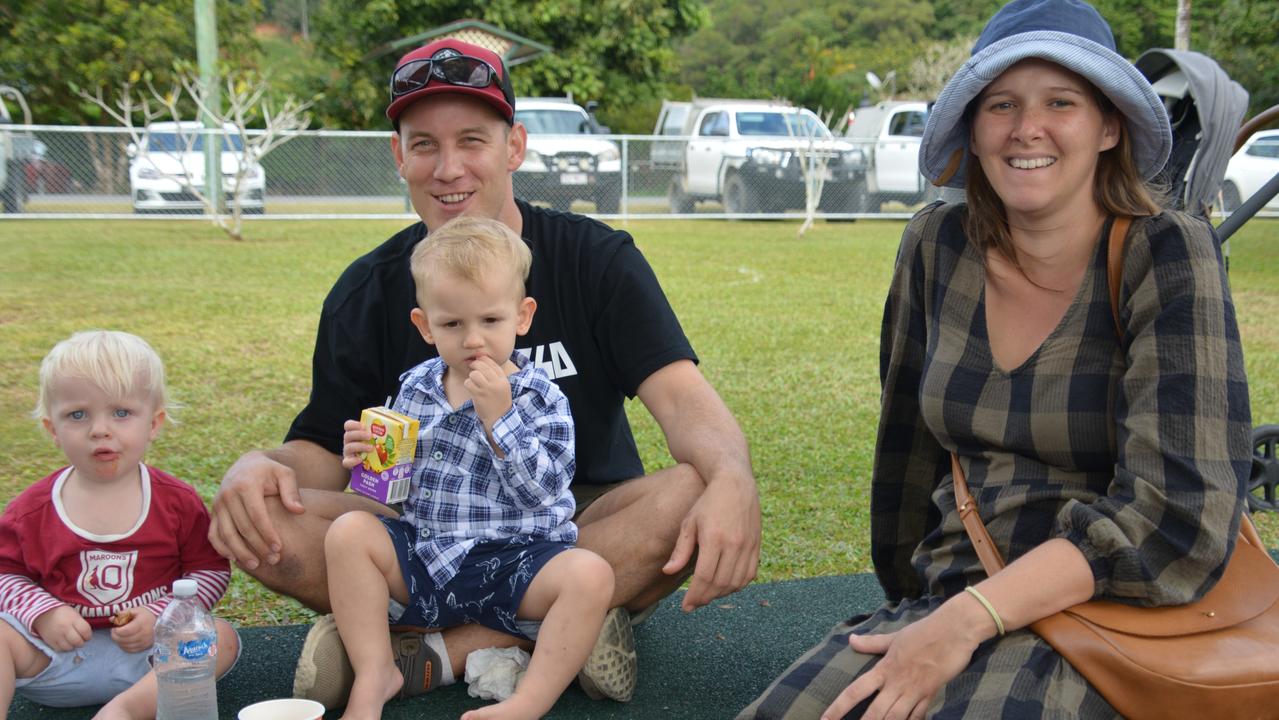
[{"xmin": 464, "ymin": 646, "xmax": 532, "ymax": 701}]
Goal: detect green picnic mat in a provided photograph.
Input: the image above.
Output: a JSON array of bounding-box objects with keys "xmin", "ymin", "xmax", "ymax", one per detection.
[{"xmin": 11, "ymin": 573, "xmax": 887, "ymax": 719}]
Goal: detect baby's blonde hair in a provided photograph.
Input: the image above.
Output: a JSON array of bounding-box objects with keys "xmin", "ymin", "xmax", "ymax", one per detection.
[
  {"xmin": 33, "ymin": 330, "xmax": 171, "ymax": 421},
  {"xmin": 410, "ymin": 216, "xmax": 532, "ymax": 306}
]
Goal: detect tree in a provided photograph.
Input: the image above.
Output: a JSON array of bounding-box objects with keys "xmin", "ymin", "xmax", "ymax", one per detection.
[
  {"xmin": 0, "ymin": 0, "xmax": 263, "ymax": 126},
  {"xmin": 0, "ymin": 0, "xmax": 264, "ymax": 195},
  {"xmin": 904, "ymin": 35, "xmax": 976, "ymax": 100},
  {"xmin": 788, "ymin": 108, "xmax": 851, "ymax": 237},
  {"xmin": 1195, "ymin": 0, "xmax": 1279, "ymax": 120},
  {"xmin": 1176, "ymin": 0, "xmax": 1192, "ymax": 51},
  {"xmin": 302, "ymin": 0, "xmax": 706, "ymax": 133},
  {"xmin": 80, "ymin": 68, "xmax": 313, "ymax": 241},
  {"xmin": 677, "ymin": 0, "xmax": 936, "ymax": 116}
]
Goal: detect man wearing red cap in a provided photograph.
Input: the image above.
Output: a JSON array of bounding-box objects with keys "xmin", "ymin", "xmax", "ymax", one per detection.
[{"xmin": 210, "ymin": 38, "xmax": 760, "ymax": 707}]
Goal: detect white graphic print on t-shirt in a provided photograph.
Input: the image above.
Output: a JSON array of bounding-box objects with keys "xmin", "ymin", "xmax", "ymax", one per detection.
[{"xmin": 519, "ymin": 342, "xmax": 577, "ymax": 380}]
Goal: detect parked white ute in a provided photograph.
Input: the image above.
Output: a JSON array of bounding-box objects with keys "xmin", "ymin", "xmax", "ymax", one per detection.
[
  {"xmin": 844, "ymin": 100, "xmax": 936, "ymax": 211},
  {"xmin": 666, "ymin": 100, "xmax": 867, "ymax": 215},
  {"xmin": 514, "ymin": 98, "xmax": 621, "ymax": 213},
  {"xmin": 128, "ymin": 121, "xmax": 265, "ymax": 214}
]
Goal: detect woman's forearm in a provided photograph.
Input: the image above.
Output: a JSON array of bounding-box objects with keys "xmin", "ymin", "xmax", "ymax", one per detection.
[{"xmin": 953, "ymin": 538, "xmax": 1095, "ymax": 640}]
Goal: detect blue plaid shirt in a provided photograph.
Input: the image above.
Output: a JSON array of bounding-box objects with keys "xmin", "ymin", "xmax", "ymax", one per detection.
[{"xmin": 393, "ymin": 353, "xmax": 577, "ymax": 587}]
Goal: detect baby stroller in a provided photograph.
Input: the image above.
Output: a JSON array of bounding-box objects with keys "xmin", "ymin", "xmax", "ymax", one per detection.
[{"xmin": 1136, "ymin": 48, "xmax": 1279, "ymax": 513}]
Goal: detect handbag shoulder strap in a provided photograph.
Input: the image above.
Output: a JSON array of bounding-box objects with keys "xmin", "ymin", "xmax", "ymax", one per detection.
[
  {"xmin": 951, "ymin": 454, "xmax": 1008, "ymax": 574},
  {"xmin": 1107, "ymin": 217, "xmax": 1132, "ymax": 338}
]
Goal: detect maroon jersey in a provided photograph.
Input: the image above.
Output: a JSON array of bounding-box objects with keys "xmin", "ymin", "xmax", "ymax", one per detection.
[{"xmin": 0, "ymin": 465, "xmax": 229, "ymax": 631}]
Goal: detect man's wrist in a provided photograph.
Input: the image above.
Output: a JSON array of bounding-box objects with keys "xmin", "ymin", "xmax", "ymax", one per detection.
[{"xmin": 703, "ymin": 463, "xmax": 757, "ymax": 493}]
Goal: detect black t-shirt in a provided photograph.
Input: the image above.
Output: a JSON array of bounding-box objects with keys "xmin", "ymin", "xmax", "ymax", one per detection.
[{"xmin": 286, "ymin": 200, "xmax": 697, "ymax": 485}]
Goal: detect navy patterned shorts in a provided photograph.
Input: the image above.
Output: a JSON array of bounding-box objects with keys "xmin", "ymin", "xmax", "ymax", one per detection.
[{"xmin": 380, "ymin": 517, "xmax": 572, "ymax": 640}]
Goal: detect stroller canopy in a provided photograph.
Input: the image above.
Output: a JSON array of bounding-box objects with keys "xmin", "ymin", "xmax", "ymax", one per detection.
[{"xmin": 1136, "ymin": 48, "xmax": 1249, "ymax": 218}]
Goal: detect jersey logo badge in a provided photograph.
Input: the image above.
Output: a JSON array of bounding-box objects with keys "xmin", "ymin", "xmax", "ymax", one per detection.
[{"xmin": 77, "ymin": 549, "xmax": 138, "ymax": 606}]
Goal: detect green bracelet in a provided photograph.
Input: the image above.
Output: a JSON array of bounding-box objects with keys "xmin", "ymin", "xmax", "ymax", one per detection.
[{"xmin": 965, "ymin": 586, "xmax": 1006, "ymax": 636}]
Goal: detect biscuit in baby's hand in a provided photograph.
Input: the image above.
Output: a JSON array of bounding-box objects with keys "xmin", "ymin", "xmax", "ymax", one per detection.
[{"xmin": 111, "ymin": 610, "xmax": 135, "ymax": 627}]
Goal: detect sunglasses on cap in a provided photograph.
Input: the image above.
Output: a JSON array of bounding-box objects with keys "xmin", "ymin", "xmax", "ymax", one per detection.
[{"xmin": 390, "ymin": 54, "xmax": 505, "ymax": 99}]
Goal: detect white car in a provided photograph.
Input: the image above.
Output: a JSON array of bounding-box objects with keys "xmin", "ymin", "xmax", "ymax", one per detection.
[
  {"xmin": 1221, "ymin": 129, "xmax": 1279, "ymax": 212},
  {"xmin": 667, "ymin": 101, "xmax": 867, "ymax": 214},
  {"xmin": 128, "ymin": 122, "xmax": 265, "ymax": 214},
  {"xmin": 845, "ymin": 101, "xmax": 934, "ymax": 210},
  {"xmin": 513, "ymin": 98, "xmax": 621, "ymax": 213}
]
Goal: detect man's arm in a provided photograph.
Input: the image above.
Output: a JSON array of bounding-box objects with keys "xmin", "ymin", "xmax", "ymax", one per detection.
[
  {"xmin": 208, "ymin": 439, "xmax": 348, "ymax": 569},
  {"xmin": 636, "ymin": 359, "xmax": 760, "ymax": 611}
]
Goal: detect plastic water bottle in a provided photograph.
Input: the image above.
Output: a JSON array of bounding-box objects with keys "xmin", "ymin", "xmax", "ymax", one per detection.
[{"xmin": 153, "ymin": 579, "xmax": 218, "ymax": 720}]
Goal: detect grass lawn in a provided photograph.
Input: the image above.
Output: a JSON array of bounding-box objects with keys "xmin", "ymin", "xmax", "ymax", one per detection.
[{"xmin": 2, "ymin": 216, "xmax": 1277, "ymax": 626}]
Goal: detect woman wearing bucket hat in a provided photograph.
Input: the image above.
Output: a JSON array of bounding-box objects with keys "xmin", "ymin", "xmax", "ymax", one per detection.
[{"xmin": 739, "ymin": 0, "xmax": 1251, "ymax": 718}]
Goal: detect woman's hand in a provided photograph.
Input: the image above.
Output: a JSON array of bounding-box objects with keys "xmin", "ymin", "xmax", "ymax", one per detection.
[{"xmin": 823, "ymin": 596, "xmax": 992, "ymax": 720}]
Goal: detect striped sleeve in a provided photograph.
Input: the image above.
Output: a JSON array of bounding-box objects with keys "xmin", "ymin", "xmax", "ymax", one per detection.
[
  {"xmin": 0, "ymin": 573, "xmax": 67, "ymax": 633},
  {"xmin": 144, "ymin": 569, "xmax": 232, "ymax": 617}
]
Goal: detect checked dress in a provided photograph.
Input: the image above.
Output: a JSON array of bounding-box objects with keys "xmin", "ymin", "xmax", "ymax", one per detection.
[{"xmin": 740, "ymin": 203, "xmax": 1251, "ymax": 719}]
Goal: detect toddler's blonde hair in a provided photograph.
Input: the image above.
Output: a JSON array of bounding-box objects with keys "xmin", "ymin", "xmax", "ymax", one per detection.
[
  {"xmin": 410, "ymin": 216, "xmax": 532, "ymax": 306},
  {"xmin": 33, "ymin": 330, "xmax": 172, "ymax": 421}
]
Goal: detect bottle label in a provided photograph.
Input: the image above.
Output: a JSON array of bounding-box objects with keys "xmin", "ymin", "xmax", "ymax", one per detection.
[{"xmin": 178, "ymin": 636, "xmax": 215, "ymax": 661}]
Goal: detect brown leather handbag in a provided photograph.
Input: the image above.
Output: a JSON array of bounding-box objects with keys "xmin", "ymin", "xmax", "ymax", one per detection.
[{"xmin": 950, "ymin": 218, "xmax": 1279, "ymax": 719}]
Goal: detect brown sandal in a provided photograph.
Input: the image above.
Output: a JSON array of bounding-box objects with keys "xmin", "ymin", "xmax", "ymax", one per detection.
[
  {"xmin": 293, "ymin": 616, "xmax": 442, "ymax": 708},
  {"xmin": 391, "ymin": 630, "xmax": 443, "ymax": 698}
]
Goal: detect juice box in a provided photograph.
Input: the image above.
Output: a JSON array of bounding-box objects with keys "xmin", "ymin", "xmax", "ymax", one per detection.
[{"xmin": 348, "ymin": 406, "xmax": 419, "ymax": 504}]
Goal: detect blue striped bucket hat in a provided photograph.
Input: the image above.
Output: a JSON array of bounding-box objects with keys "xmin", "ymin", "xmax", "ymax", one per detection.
[{"xmin": 919, "ymin": 0, "xmax": 1172, "ymax": 188}]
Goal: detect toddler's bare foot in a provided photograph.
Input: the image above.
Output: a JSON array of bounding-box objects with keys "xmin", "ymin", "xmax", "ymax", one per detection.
[
  {"xmin": 339, "ymin": 662, "xmax": 403, "ymax": 720},
  {"xmin": 460, "ymin": 695, "xmax": 550, "ymax": 720}
]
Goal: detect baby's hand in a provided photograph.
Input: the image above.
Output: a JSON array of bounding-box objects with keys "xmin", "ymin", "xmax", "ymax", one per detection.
[
  {"xmin": 342, "ymin": 419, "xmax": 374, "ymax": 469},
  {"xmin": 33, "ymin": 605, "xmax": 92, "ymax": 652},
  {"xmin": 465, "ymin": 356, "xmax": 513, "ymax": 430},
  {"xmin": 110, "ymin": 607, "xmax": 156, "ymax": 653}
]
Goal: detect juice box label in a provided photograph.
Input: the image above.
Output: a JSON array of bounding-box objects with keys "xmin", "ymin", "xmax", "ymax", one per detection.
[
  {"xmin": 360, "ymin": 407, "xmax": 420, "ymax": 473},
  {"xmin": 350, "ymin": 462, "xmax": 413, "ymax": 505},
  {"xmin": 349, "ymin": 406, "xmax": 419, "ymax": 505}
]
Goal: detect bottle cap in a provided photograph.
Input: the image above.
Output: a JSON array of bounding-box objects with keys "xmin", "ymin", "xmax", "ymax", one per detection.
[{"xmin": 172, "ymin": 578, "xmax": 197, "ymax": 598}]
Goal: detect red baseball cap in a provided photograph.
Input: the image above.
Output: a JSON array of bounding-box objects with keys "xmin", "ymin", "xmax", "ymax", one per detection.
[{"xmin": 385, "ymin": 39, "xmax": 516, "ymax": 126}]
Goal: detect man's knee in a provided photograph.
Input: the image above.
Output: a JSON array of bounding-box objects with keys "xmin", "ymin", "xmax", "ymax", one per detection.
[
  {"xmin": 639, "ymin": 463, "xmax": 704, "ymax": 540},
  {"xmin": 576, "ymin": 464, "xmax": 703, "ymax": 566},
  {"xmin": 237, "ymin": 496, "xmax": 333, "ymax": 592},
  {"xmin": 660, "ymin": 462, "xmax": 705, "ymax": 512}
]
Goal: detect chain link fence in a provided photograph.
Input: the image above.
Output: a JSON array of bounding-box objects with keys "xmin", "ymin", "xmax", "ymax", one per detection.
[{"xmin": 0, "ymin": 124, "xmax": 962, "ymax": 220}]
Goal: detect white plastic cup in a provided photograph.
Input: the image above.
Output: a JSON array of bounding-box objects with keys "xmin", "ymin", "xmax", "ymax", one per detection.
[{"xmin": 237, "ymin": 698, "xmax": 325, "ymax": 720}]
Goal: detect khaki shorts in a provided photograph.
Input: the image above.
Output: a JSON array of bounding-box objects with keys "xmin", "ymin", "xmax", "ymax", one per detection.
[{"xmin": 571, "ymin": 480, "xmax": 628, "ymax": 519}]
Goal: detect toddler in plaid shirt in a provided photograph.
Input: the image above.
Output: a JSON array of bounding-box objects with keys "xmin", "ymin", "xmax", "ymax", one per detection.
[{"xmin": 327, "ymin": 216, "xmax": 615, "ymax": 720}]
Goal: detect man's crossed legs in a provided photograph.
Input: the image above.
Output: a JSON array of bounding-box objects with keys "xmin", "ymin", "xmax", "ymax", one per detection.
[{"xmin": 239, "ymin": 465, "xmax": 704, "ymax": 707}]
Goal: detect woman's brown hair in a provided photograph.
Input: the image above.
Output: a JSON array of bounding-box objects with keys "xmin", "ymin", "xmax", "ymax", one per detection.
[{"xmin": 963, "ymin": 84, "xmax": 1165, "ymax": 268}]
